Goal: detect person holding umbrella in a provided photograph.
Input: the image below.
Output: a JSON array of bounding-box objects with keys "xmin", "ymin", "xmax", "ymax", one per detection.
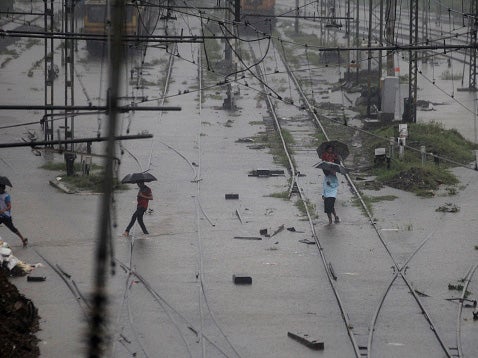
[
  {"xmin": 0, "ymin": 180, "xmax": 28, "ymax": 247},
  {"xmin": 317, "ymin": 140, "xmax": 349, "ymax": 164},
  {"xmin": 322, "ymin": 170, "xmax": 340, "ymax": 225},
  {"xmin": 123, "ymin": 181, "xmax": 153, "ymax": 237},
  {"xmin": 321, "ymin": 144, "xmax": 340, "ymax": 164}
]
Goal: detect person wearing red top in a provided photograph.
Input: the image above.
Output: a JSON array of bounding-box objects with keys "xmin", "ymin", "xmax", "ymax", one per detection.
[
  {"xmin": 123, "ymin": 181, "xmax": 153, "ymax": 236},
  {"xmin": 321, "ymin": 144, "xmax": 339, "ymax": 163}
]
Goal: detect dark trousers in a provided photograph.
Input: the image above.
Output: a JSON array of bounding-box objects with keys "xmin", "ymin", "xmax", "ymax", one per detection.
[
  {"xmin": 0, "ymin": 216, "xmax": 20, "ymax": 235},
  {"xmin": 125, "ymin": 207, "xmax": 148, "ymax": 234}
]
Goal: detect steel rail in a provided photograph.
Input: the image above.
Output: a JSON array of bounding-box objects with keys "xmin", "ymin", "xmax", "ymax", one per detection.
[
  {"xmin": 249, "ymin": 41, "xmax": 362, "ymax": 357},
  {"xmin": 366, "ymin": 232, "xmax": 435, "ymax": 357},
  {"xmin": 32, "ymin": 249, "xmax": 90, "ymax": 317},
  {"xmin": 122, "ymin": 262, "xmax": 195, "ymax": 358},
  {"xmin": 123, "ymin": 35, "xmax": 236, "ymax": 357},
  {"xmin": 194, "ymin": 41, "xmax": 241, "ymax": 357},
  {"xmin": 456, "ymin": 263, "xmax": 478, "ymax": 358},
  {"xmin": 115, "ymin": 260, "xmax": 232, "ymax": 357},
  {"xmin": 125, "ymin": 286, "xmax": 154, "ymax": 358},
  {"xmin": 277, "ymin": 38, "xmax": 453, "ymax": 358},
  {"xmin": 145, "ymin": 41, "xmax": 176, "ymax": 172},
  {"xmin": 111, "ymin": 274, "xmax": 153, "ymax": 358},
  {"xmin": 33, "ymin": 249, "xmax": 151, "ymax": 356},
  {"xmin": 250, "ymin": 46, "xmax": 296, "ymax": 194},
  {"xmin": 112, "ymin": 45, "xmax": 195, "ymax": 358}
]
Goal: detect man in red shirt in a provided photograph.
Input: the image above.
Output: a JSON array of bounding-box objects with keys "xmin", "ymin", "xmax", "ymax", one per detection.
[{"xmin": 123, "ymin": 181, "xmax": 153, "ymax": 236}]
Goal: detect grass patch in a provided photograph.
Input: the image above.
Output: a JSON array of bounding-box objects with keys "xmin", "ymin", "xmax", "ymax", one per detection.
[
  {"xmin": 367, "ymin": 195, "xmax": 398, "ymax": 203},
  {"xmin": 295, "ymin": 198, "xmax": 318, "ymax": 219},
  {"xmin": 208, "ymin": 93, "xmax": 223, "ymax": 100},
  {"xmin": 361, "ymin": 122, "xmax": 476, "ymax": 195},
  {"xmin": 60, "ymin": 172, "xmax": 125, "ymax": 192},
  {"xmin": 1, "ymin": 48, "xmax": 18, "ymax": 57},
  {"xmin": 251, "ymin": 129, "xmax": 296, "ymax": 169},
  {"xmin": 25, "ymin": 38, "xmax": 41, "ymax": 50},
  {"xmin": 249, "ymin": 121, "xmax": 264, "ymax": 126},
  {"xmin": 1, "ymin": 58, "xmax": 12, "ymax": 68},
  {"xmin": 40, "ymin": 160, "xmax": 126, "ymax": 192},
  {"xmin": 352, "ymin": 194, "xmax": 397, "ymax": 217},
  {"xmin": 268, "ymin": 191, "xmax": 289, "ymax": 199},
  {"xmin": 40, "ymin": 161, "xmax": 101, "ymax": 172},
  {"xmin": 352, "ymin": 195, "xmax": 373, "ymax": 216},
  {"xmin": 271, "ymin": 129, "xmax": 296, "ymax": 168}
]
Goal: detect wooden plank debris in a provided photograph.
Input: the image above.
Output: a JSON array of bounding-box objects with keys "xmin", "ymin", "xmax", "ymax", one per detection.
[
  {"xmin": 225, "ymin": 193, "xmax": 239, "ymax": 199},
  {"xmin": 233, "ymin": 236, "xmax": 262, "ymax": 240},
  {"xmin": 233, "ymin": 274, "xmax": 252, "ymax": 285},
  {"xmin": 287, "ymin": 331, "xmax": 324, "ymax": 350}
]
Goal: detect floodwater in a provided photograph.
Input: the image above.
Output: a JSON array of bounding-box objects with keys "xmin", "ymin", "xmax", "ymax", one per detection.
[{"xmin": 1, "ymin": 2, "xmax": 477, "ymax": 358}]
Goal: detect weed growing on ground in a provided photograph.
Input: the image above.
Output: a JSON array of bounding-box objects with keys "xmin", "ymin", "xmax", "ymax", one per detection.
[
  {"xmin": 40, "ymin": 161, "xmax": 126, "ymax": 192},
  {"xmin": 295, "ymin": 198, "xmax": 318, "ymax": 220},
  {"xmin": 361, "ymin": 122, "xmax": 475, "ymax": 196}
]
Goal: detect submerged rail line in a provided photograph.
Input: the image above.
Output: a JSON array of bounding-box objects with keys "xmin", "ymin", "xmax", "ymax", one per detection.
[{"xmin": 246, "ymin": 33, "xmax": 456, "ymax": 357}]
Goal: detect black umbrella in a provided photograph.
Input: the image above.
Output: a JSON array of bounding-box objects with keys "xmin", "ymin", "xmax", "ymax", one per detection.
[
  {"xmin": 314, "ymin": 161, "xmax": 348, "ymax": 175},
  {"xmin": 316, "ymin": 140, "xmax": 350, "ymax": 160},
  {"xmin": 121, "ymin": 172, "xmax": 157, "ymax": 184},
  {"xmin": 0, "ymin": 176, "xmax": 12, "ymax": 187}
]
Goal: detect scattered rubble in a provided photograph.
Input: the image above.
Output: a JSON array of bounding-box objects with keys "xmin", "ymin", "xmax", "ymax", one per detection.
[
  {"xmin": 0, "ymin": 239, "xmax": 40, "ymax": 357},
  {"xmin": 0, "ymin": 240, "xmax": 36, "ymax": 277},
  {"xmin": 436, "ymin": 203, "xmax": 460, "ymax": 213}
]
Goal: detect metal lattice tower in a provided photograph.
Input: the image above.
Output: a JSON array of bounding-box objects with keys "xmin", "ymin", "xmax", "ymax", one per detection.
[
  {"xmin": 405, "ymin": 0, "xmax": 419, "ymax": 123},
  {"xmin": 385, "ymin": 0, "xmax": 397, "ymax": 76},
  {"xmin": 64, "ymin": 0, "xmax": 75, "ymax": 153},
  {"xmin": 43, "ymin": 0, "xmax": 54, "ymax": 144},
  {"xmin": 468, "ymin": 0, "xmax": 478, "ymax": 90}
]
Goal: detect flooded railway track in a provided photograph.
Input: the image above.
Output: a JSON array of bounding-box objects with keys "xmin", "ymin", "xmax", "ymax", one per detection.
[
  {"xmin": 248, "ymin": 41, "xmax": 361, "ymax": 356},
  {"xmin": 244, "ymin": 32, "xmax": 462, "ymax": 356}
]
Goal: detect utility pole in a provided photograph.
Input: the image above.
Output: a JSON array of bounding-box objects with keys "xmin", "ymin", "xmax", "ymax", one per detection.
[
  {"xmin": 378, "ymin": 0, "xmax": 384, "ymax": 82},
  {"xmin": 421, "ymin": 0, "xmax": 429, "ymax": 64},
  {"xmin": 366, "ymin": 0, "xmax": 373, "ymax": 116},
  {"xmin": 385, "ymin": 0, "xmax": 397, "ymax": 76},
  {"xmin": 346, "ymin": 0, "xmax": 350, "ymax": 78},
  {"xmin": 295, "ymin": 0, "xmax": 299, "ymax": 34},
  {"xmin": 355, "ymin": 0, "xmax": 360, "ymax": 82},
  {"xmin": 43, "ymin": 0, "xmax": 55, "ymax": 145},
  {"xmin": 88, "ymin": 0, "xmax": 124, "ymax": 354},
  {"xmin": 223, "ymin": 0, "xmax": 235, "ymax": 110},
  {"xmin": 64, "ymin": 0, "xmax": 76, "ymax": 175},
  {"xmin": 404, "ymin": 0, "xmax": 418, "ymax": 122}
]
